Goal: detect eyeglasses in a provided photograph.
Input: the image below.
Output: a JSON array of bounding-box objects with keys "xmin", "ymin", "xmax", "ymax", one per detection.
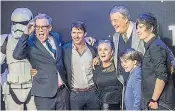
[{"xmin": 35, "ymin": 25, "xmax": 50, "ymax": 30}]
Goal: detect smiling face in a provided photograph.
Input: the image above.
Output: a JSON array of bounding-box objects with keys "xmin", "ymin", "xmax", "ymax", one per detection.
[
  {"xmin": 136, "ymin": 13, "xmax": 158, "ymax": 43},
  {"xmin": 137, "ymin": 23, "xmax": 153, "ymax": 43},
  {"xmin": 35, "ymin": 19, "xmax": 52, "ymax": 43},
  {"xmin": 120, "ymin": 59, "xmax": 137, "ymax": 72},
  {"xmin": 110, "ymin": 12, "xmax": 129, "ymax": 34},
  {"xmin": 98, "ymin": 43, "xmax": 113, "ymax": 63},
  {"xmin": 71, "ymin": 27, "xmax": 86, "ymax": 45}
]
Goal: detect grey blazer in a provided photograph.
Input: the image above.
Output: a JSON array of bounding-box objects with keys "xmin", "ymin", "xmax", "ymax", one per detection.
[
  {"xmin": 13, "ymin": 32, "xmax": 68, "ymax": 98},
  {"xmin": 113, "ymin": 21, "xmax": 145, "ymax": 84}
]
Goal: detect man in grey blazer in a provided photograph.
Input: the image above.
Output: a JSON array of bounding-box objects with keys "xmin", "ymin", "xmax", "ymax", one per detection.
[
  {"xmin": 13, "ymin": 13, "xmax": 69, "ymax": 110},
  {"xmin": 109, "ymin": 5, "xmax": 145, "ymax": 84}
]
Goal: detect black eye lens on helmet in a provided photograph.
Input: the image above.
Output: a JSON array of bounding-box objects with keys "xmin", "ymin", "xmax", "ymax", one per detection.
[
  {"xmin": 12, "ymin": 21, "xmax": 17, "ymax": 25},
  {"xmin": 21, "ymin": 21, "xmax": 29, "ymax": 25},
  {"xmin": 12, "ymin": 21, "xmax": 29, "ymax": 25}
]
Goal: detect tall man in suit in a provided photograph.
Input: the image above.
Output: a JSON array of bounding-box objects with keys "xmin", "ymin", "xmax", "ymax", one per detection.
[
  {"xmin": 63, "ymin": 21, "xmax": 100, "ymax": 110},
  {"xmin": 13, "ymin": 13, "xmax": 69, "ymax": 110}
]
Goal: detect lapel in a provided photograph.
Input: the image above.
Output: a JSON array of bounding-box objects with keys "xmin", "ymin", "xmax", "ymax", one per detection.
[
  {"xmin": 113, "ymin": 32, "xmax": 124, "ymax": 85},
  {"xmin": 67, "ymin": 42, "xmax": 73, "ymax": 70},
  {"xmin": 86, "ymin": 43, "xmax": 96, "ymax": 58},
  {"xmin": 64, "ymin": 42, "xmax": 73, "ymax": 79},
  {"xmin": 113, "ymin": 32, "xmax": 119, "ymax": 69},
  {"xmin": 34, "ymin": 36, "xmax": 53, "ymax": 58},
  {"xmin": 51, "ymin": 34, "xmax": 61, "ymax": 62},
  {"xmin": 131, "ymin": 23, "xmax": 139, "ymax": 50}
]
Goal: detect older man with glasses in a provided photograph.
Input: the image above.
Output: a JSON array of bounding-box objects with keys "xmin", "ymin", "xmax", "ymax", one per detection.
[{"xmin": 13, "ymin": 13, "xmax": 69, "ymax": 110}]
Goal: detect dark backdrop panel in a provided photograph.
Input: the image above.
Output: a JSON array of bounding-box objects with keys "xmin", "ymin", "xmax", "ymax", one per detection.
[{"xmin": 1, "ymin": 1, "xmax": 175, "ymax": 54}]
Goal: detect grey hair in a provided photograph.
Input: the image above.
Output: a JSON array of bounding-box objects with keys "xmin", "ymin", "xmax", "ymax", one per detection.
[
  {"xmin": 34, "ymin": 13, "xmax": 52, "ymax": 25},
  {"xmin": 110, "ymin": 5, "xmax": 130, "ymax": 20},
  {"xmin": 120, "ymin": 48, "xmax": 143, "ymax": 66},
  {"xmin": 97, "ymin": 40, "xmax": 114, "ymax": 52}
]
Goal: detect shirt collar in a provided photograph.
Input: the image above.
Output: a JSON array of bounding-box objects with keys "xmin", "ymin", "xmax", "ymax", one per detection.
[
  {"xmin": 43, "ymin": 35, "xmax": 53, "ymax": 44},
  {"xmin": 130, "ymin": 64, "xmax": 141, "ymax": 74},
  {"xmin": 72, "ymin": 41, "xmax": 87, "ymax": 50},
  {"xmin": 144, "ymin": 36, "xmax": 157, "ymax": 49},
  {"xmin": 47, "ymin": 35, "xmax": 53, "ymax": 42}
]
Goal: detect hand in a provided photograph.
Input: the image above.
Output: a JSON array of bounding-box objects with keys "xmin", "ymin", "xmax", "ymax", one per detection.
[
  {"xmin": 148, "ymin": 101, "xmax": 158, "ymax": 109},
  {"xmin": 171, "ymin": 58, "xmax": 175, "ymax": 66},
  {"xmin": 171, "ymin": 58, "xmax": 175, "ymax": 74},
  {"xmin": 92, "ymin": 56, "xmax": 100, "ymax": 70},
  {"xmin": 171, "ymin": 64, "xmax": 174, "ymax": 74},
  {"xmin": 85, "ymin": 36, "xmax": 96, "ymax": 46},
  {"xmin": 24, "ymin": 20, "xmax": 35, "ymax": 35},
  {"xmin": 30, "ymin": 68, "xmax": 37, "ymax": 77}
]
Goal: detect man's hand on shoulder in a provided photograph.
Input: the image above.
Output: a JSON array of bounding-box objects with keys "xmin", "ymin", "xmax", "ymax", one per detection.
[
  {"xmin": 85, "ymin": 36, "xmax": 96, "ymax": 46},
  {"xmin": 92, "ymin": 56, "xmax": 100, "ymax": 70}
]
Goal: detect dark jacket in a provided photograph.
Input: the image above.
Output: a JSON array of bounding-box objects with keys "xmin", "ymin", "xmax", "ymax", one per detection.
[
  {"xmin": 13, "ymin": 32, "xmax": 68, "ymax": 97},
  {"xmin": 142, "ymin": 37, "xmax": 175, "ymax": 110},
  {"xmin": 62, "ymin": 42, "xmax": 96, "ymax": 89}
]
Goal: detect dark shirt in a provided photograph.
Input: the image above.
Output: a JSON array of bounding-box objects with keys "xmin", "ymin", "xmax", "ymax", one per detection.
[
  {"xmin": 93, "ymin": 63, "xmax": 122, "ymax": 104},
  {"xmin": 142, "ymin": 36, "xmax": 175, "ymax": 109}
]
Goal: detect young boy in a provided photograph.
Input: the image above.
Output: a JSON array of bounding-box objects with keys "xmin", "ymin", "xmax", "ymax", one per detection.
[{"xmin": 120, "ymin": 48, "xmax": 143, "ymax": 110}]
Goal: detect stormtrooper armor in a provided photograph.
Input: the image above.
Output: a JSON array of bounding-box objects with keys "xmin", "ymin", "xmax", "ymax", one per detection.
[{"xmin": 0, "ymin": 8, "xmax": 36, "ymax": 110}]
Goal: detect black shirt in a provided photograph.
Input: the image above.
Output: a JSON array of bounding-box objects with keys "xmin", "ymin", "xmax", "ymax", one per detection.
[
  {"xmin": 142, "ymin": 36, "xmax": 175, "ymax": 109},
  {"xmin": 93, "ymin": 63, "xmax": 122, "ymax": 104}
]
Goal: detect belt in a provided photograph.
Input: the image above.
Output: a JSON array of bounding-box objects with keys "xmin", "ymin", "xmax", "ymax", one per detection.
[
  {"xmin": 57, "ymin": 85, "xmax": 65, "ymax": 91},
  {"xmin": 72, "ymin": 85, "xmax": 96, "ymax": 92},
  {"xmin": 7, "ymin": 82, "xmax": 32, "ymax": 89}
]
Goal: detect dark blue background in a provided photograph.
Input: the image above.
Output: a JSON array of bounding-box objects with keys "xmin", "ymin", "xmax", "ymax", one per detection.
[{"xmin": 1, "ymin": 1, "xmax": 175, "ymax": 52}]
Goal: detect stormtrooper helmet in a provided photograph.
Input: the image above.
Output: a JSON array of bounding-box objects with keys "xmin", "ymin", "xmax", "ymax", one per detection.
[{"xmin": 11, "ymin": 8, "xmax": 33, "ymax": 39}]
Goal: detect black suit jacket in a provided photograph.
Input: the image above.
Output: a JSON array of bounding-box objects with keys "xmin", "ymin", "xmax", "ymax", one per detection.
[{"xmin": 13, "ymin": 32, "xmax": 68, "ymax": 98}]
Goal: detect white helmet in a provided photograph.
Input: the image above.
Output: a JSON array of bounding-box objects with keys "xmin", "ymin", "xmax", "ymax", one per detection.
[{"xmin": 11, "ymin": 8, "xmax": 33, "ymax": 39}]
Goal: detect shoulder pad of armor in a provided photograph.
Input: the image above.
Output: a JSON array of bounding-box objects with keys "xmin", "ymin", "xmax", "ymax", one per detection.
[{"xmin": 0, "ymin": 34, "xmax": 9, "ymax": 46}]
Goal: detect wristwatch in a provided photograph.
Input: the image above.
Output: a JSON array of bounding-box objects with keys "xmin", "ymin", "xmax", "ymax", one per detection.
[{"xmin": 149, "ymin": 99, "xmax": 158, "ymax": 103}]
